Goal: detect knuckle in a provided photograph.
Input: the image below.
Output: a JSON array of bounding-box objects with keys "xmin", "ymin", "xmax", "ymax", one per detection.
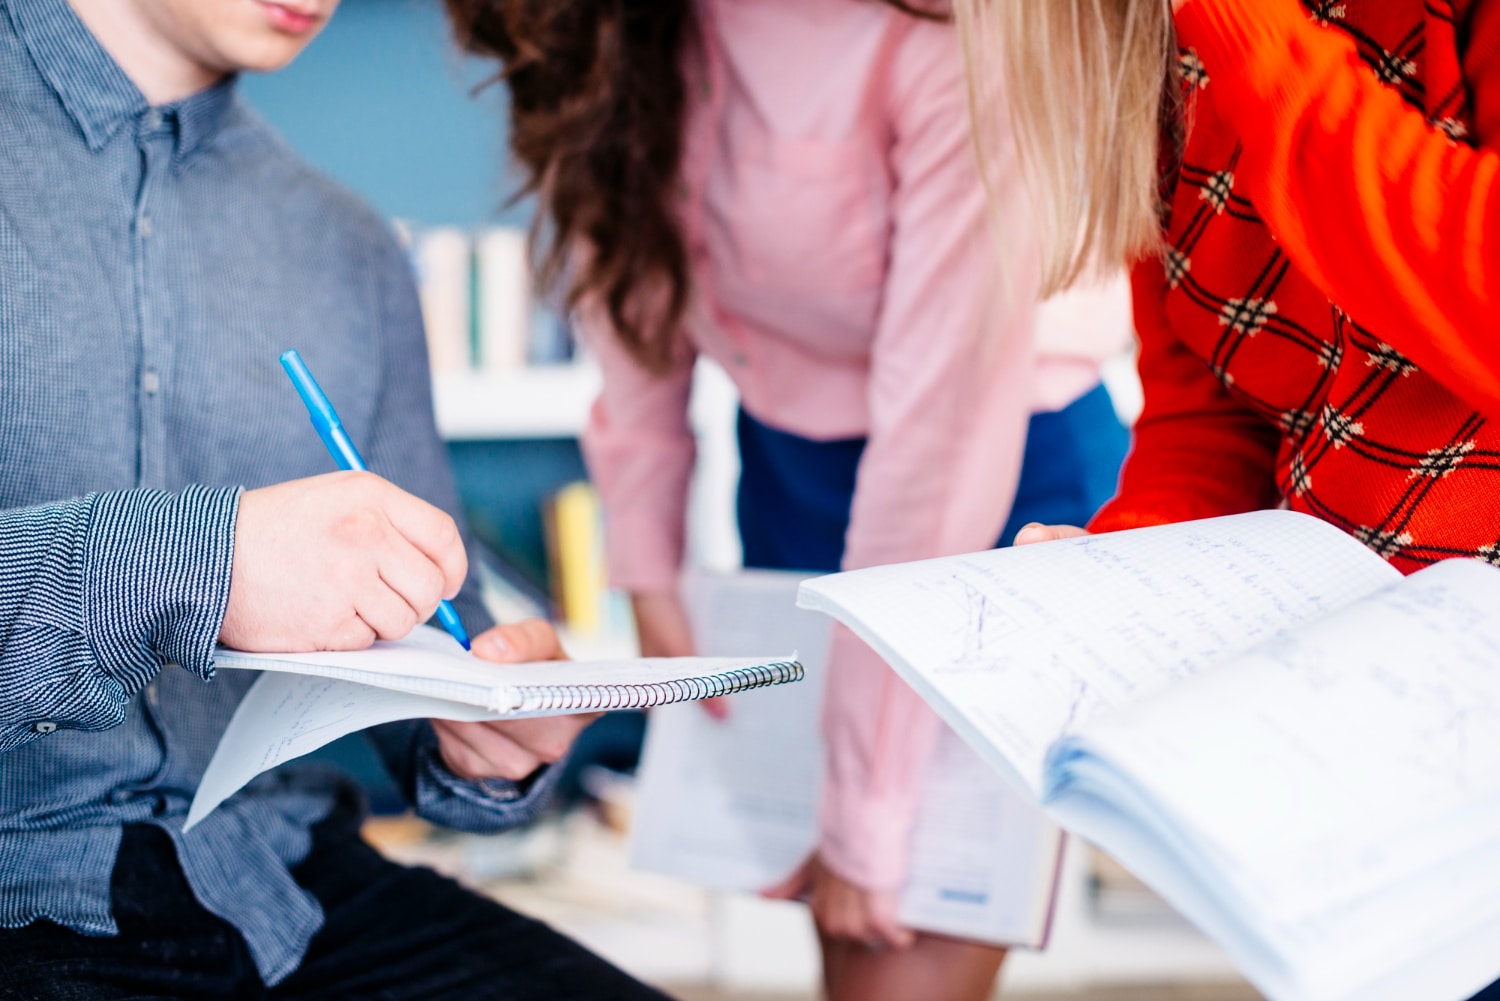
[
  {"xmin": 328, "ymin": 620, "xmax": 374, "ymax": 651},
  {"xmin": 344, "ymin": 470, "xmax": 380, "ymax": 492},
  {"xmin": 433, "ymin": 511, "xmax": 460, "ymax": 550},
  {"xmin": 440, "ymin": 743, "xmax": 480, "ymax": 781},
  {"xmin": 375, "ymin": 608, "xmax": 418, "ymax": 641},
  {"xmin": 416, "ymin": 562, "xmax": 446, "ymax": 611},
  {"xmin": 333, "ymin": 507, "xmax": 385, "ymax": 548},
  {"xmin": 533, "ymin": 733, "xmax": 571, "ymax": 764},
  {"xmin": 503, "ymin": 752, "xmax": 542, "ymax": 780}
]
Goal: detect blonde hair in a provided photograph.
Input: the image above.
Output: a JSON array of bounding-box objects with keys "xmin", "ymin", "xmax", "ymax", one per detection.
[{"xmin": 955, "ymin": 0, "xmax": 1178, "ymax": 295}]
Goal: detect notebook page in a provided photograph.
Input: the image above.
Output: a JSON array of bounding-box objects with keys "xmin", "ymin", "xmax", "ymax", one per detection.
[
  {"xmin": 1049, "ymin": 558, "xmax": 1500, "ymax": 974},
  {"xmin": 797, "ymin": 510, "xmax": 1397, "ymax": 797},
  {"xmin": 631, "ymin": 570, "xmax": 1062, "ymax": 946},
  {"xmin": 187, "ymin": 671, "xmax": 499, "ymax": 830},
  {"xmin": 631, "ymin": 571, "xmax": 832, "ymax": 891}
]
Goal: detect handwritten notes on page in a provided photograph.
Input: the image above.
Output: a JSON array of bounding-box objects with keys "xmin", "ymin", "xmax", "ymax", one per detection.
[
  {"xmin": 1049, "ymin": 558, "xmax": 1500, "ymax": 1001},
  {"xmin": 187, "ymin": 672, "xmax": 498, "ymax": 830},
  {"xmin": 798, "ymin": 510, "xmax": 1400, "ymax": 798}
]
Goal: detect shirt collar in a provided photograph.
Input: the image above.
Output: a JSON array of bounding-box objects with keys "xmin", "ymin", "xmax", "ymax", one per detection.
[{"xmin": 5, "ymin": 0, "xmax": 237, "ymax": 170}]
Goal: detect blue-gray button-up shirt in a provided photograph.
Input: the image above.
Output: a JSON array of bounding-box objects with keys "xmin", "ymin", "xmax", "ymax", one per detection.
[{"xmin": 0, "ymin": 0, "xmax": 551, "ymax": 984}]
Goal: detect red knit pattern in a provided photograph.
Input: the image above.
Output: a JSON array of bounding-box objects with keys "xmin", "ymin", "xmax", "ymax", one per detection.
[{"xmin": 1100, "ymin": 1, "xmax": 1500, "ymax": 572}]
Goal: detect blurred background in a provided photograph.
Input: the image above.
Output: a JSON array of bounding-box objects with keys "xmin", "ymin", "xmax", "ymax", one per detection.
[{"xmin": 241, "ymin": 3, "xmax": 1253, "ymax": 998}]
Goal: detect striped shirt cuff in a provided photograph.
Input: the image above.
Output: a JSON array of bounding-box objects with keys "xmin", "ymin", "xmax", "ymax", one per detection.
[
  {"xmin": 83, "ymin": 485, "xmax": 240, "ymax": 691},
  {"xmin": 381, "ymin": 720, "xmax": 561, "ymax": 833}
]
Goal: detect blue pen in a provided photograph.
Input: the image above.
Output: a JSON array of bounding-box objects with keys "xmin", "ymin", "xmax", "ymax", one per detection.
[{"xmin": 279, "ymin": 349, "xmax": 473, "ymax": 652}]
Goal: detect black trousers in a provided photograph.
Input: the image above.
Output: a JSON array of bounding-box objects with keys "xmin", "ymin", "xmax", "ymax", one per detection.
[{"xmin": 0, "ymin": 812, "xmax": 671, "ymax": 1001}]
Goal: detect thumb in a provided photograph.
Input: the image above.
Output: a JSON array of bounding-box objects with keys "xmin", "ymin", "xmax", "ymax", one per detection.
[
  {"xmin": 762, "ymin": 857, "xmax": 814, "ymax": 900},
  {"xmin": 1013, "ymin": 522, "xmax": 1090, "ymax": 546}
]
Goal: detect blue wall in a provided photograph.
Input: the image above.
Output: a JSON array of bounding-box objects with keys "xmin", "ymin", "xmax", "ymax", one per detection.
[
  {"xmin": 244, "ymin": 0, "xmax": 583, "ymax": 595},
  {"xmin": 239, "ymin": 0, "xmax": 527, "ymax": 227}
]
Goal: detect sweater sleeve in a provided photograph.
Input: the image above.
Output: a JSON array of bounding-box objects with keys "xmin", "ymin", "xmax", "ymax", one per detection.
[
  {"xmin": 1174, "ymin": 0, "xmax": 1500, "ymax": 414},
  {"xmin": 818, "ymin": 19, "xmax": 1040, "ymax": 892},
  {"xmin": 1089, "ymin": 260, "xmax": 1283, "ymax": 533}
]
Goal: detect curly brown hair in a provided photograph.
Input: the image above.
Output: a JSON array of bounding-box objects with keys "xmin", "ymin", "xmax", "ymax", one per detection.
[{"xmin": 445, "ymin": 0, "xmax": 945, "ymax": 372}]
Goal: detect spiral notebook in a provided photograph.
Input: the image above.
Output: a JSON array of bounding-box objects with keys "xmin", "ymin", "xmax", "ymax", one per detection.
[{"xmin": 185, "ymin": 626, "xmax": 801, "ymax": 829}]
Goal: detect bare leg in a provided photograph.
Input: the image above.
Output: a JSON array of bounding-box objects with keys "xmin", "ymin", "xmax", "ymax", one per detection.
[{"xmin": 820, "ymin": 930, "xmax": 1007, "ymax": 1001}]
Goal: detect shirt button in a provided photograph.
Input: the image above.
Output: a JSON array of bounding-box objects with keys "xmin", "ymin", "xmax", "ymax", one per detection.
[
  {"xmin": 108, "ymin": 789, "xmax": 135, "ymax": 805},
  {"xmin": 33, "ymin": 721, "xmax": 57, "ymax": 734},
  {"xmin": 141, "ymin": 369, "xmax": 160, "ymax": 396},
  {"xmin": 142, "ymin": 109, "xmax": 163, "ymax": 130},
  {"xmin": 138, "ymin": 216, "xmax": 154, "ymax": 239}
]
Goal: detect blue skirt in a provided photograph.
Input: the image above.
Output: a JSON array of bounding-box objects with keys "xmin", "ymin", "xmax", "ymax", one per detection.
[
  {"xmin": 737, "ymin": 382, "xmax": 1131, "ymax": 573},
  {"xmin": 1471, "ymin": 978, "xmax": 1500, "ymax": 1000}
]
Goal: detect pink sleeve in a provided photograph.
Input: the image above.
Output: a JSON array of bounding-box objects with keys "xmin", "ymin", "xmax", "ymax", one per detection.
[
  {"xmin": 577, "ymin": 308, "xmax": 699, "ymax": 595},
  {"xmin": 818, "ymin": 21, "xmax": 1042, "ymax": 892}
]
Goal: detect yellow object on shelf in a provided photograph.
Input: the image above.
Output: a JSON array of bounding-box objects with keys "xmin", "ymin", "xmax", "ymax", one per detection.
[{"xmin": 546, "ymin": 481, "xmax": 607, "ymax": 634}]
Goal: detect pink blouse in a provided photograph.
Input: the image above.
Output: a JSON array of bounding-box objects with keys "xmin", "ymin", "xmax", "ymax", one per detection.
[{"xmin": 579, "ymin": 0, "xmax": 1131, "ymax": 891}]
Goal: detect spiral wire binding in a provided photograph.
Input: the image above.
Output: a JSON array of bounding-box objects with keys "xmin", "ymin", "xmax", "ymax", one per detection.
[{"xmin": 516, "ymin": 660, "xmax": 804, "ymax": 712}]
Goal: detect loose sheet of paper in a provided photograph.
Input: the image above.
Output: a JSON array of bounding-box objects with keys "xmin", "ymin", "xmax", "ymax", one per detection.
[
  {"xmin": 1050, "ymin": 558, "xmax": 1500, "ymax": 1001},
  {"xmin": 631, "ymin": 570, "xmax": 1061, "ymax": 946},
  {"xmin": 187, "ymin": 672, "xmax": 499, "ymax": 830},
  {"xmin": 798, "ymin": 511, "xmax": 1399, "ymax": 796}
]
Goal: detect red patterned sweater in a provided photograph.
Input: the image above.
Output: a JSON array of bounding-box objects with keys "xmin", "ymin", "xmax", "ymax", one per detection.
[{"xmin": 1091, "ymin": 0, "xmax": 1500, "ymax": 573}]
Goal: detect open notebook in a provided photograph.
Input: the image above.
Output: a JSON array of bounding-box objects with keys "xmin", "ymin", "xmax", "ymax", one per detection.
[
  {"xmin": 185, "ymin": 626, "xmax": 801, "ymax": 830},
  {"xmin": 797, "ymin": 510, "xmax": 1500, "ymax": 1001},
  {"xmin": 630, "ymin": 570, "xmax": 1062, "ymax": 947}
]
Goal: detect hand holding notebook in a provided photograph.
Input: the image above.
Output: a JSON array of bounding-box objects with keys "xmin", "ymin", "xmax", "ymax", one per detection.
[
  {"xmin": 185, "ymin": 626, "xmax": 800, "ymax": 829},
  {"xmin": 798, "ymin": 510, "xmax": 1500, "ymax": 1001}
]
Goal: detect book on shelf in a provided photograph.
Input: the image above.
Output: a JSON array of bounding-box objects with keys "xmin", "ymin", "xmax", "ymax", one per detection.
[
  {"xmin": 474, "ymin": 226, "xmax": 530, "ymax": 374},
  {"xmin": 404, "ymin": 223, "xmax": 574, "ymax": 377},
  {"xmin": 187, "ymin": 624, "xmax": 802, "ymax": 831},
  {"xmin": 544, "ymin": 481, "xmax": 625, "ymax": 636},
  {"xmin": 413, "ymin": 225, "xmax": 471, "ymax": 376},
  {"xmin": 796, "ymin": 510, "xmax": 1500, "ymax": 1001},
  {"xmin": 630, "ymin": 569, "xmax": 1064, "ymax": 948}
]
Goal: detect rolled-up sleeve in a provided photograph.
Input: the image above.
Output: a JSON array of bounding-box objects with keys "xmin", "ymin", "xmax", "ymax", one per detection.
[{"xmin": 1, "ymin": 484, "xmax": 239, "ymax": 753}]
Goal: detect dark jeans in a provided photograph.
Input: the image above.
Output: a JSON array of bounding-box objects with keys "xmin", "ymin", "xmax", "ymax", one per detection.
[{"xmin": 0, "ymin": 810, "xmax": 670, "ymax": 1001}]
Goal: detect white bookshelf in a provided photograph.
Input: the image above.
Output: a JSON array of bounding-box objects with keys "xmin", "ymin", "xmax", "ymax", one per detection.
[
  {"xmin": 432, "ymin": 358, "xmax": 746, "ymax": 568},
  {"xmin": 432, "ymin": 363, "xmax": 603, "ymax": 440}
]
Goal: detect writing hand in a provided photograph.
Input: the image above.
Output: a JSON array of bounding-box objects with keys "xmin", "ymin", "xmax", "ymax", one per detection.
[
  {"xmin": 432, "ymin": 619, "xmax": 597, "ymax": 781},
  {"xmin": 221, "ymin": 471, "xmax": 466, "ymax": 651}
]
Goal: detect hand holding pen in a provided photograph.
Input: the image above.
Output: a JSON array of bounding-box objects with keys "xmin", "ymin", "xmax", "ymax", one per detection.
[
  {"xmin": 269, "ymin": 349, "xmax": 472, "ymax": 651},
  {"xmin": 219, "ymin": 471, "xmax": 470, "ymax": 653}
]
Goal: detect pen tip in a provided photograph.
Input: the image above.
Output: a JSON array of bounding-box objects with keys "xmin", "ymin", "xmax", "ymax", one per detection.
[{"xmin": 459, "ymin": 637, "xmax": 472, "ymax": 652}]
